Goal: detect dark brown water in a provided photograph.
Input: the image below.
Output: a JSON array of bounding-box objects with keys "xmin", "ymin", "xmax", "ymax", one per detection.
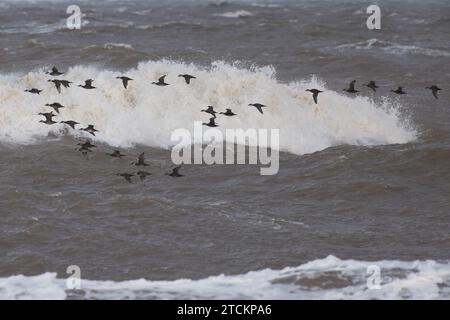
[{"xmin": 0, "ymin": 0, "xmax": 449, "ymax": 299}]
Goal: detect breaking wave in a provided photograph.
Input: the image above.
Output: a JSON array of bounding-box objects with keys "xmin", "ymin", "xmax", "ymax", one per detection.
[
  {"xmin": 1, "ymin": 256, "xmax": 448, "ymax": 299},
  {"xmin": 0, "ymin": 60, "xmax": 416, "ymax": 155}
]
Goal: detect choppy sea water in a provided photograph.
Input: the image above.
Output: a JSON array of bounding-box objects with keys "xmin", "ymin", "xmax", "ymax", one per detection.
[{"xmin": 0, "ymin": 0, "xmax": 449, "ymax": 299}]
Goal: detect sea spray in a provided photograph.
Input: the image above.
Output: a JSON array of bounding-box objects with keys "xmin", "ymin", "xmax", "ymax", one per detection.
[{"xmin": 0, "ymin": 60, "xmax": 416, "ymax": 155}]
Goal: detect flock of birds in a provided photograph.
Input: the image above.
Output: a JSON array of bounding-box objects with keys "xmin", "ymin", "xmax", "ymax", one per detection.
[
  {"xmin": 24, "ymin": 66, "xmax": 443, "ymax": 183},
  {"xmin": 306, "ymin": 79, "xmax": 442, "ymax": 104},
  {"xmin": 25, "ymin": 67, "xmax": 196, "ymax": 183}
]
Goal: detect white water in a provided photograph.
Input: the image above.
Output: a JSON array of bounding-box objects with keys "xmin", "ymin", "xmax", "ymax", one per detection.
[
  {"xmin": 0, "ymin": 60, "xmax": 416, "ymax": 155},
  {"xmin": 1, "ymin": 255, "xmax": 448, "ymax": 300}
]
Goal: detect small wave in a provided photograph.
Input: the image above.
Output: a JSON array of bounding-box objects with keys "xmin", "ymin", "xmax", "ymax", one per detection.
[
  {"xmin": 82, "ymin": 43, "xmax": 134, "ymax": 51},
  {"xmin": 215, "ymin": 10, "xmax": 254, "ymax": 18},
  {"xmin": 251, "ymin": 3, "xmax": 283, "ymax": 8},
  {"xmin": 334, "ymin": 39, "xmax": 450, "ymax": 57},
  {"xmin": 135, "ymin": 21, "xmax": 208, "ymax": 31},
  {"xmin": 0, "ymin": 256, "xmax": 448, "ymax": 299},
  {"xmin": 209, "ymin": 0, "xmax": 229, "ymax": 7}
]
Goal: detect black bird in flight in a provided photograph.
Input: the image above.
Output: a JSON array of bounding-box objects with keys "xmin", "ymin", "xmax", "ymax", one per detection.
[
  {"xmin": 46, "ymin": 102, "xmax": 65, "ymax": 114},
  {"xmin": 249, "ymin": 103, "xmax": 267, "ymax": 114},
  {"xmin": 152, "ymin": 75, "xmax": 169, "ymax": 86},
  {"xmin": 117, "ymin": 173, "xmax": 134, "ymax": 183},
  {"xmin": 201, "ymin": 106, "xmax": 218, "ymax": 118},
  {"xmin": 60, "ymin": 120, "xmax": 79, "ymax": 129},
  {"xmin": 132, "ymin": 152, "xmax": 150, "ymax": 166},
  {"xmin": 117, "ymin": 76, "xmax": 133, "ymax": 89},
  {"xmin": 343, "ymin": 80, "xmax": 358, "ymax": 93},
  {"xmin": 306, "ymin": 89, "xmax": 323, "ymax": 104},
  {"xmin": 25, "ymin": 88, "xmax": 42, "ymax": 95},
  {"xmin": 48, "ymin": 80, "xmax": 72, "ymax": 93},
  {"xmin": 38, "ymin": 111, "xmax": 57, "ymax": 125},
  {"xmin": 46, "ymin": 66, "xmax": 64, "ymax": 76},
  {"xmin": 425, "ymin": 85, "xmax": 441, "ymax": 99},
  {"xmin": 80, "ymin": 125, "xmax": 98, "ymax": 136},
  {"xmin": 136, "ymin": 171, "xmax": 151, "ymax": 182},
  {"xmin": 391, "ymin": 87, "xmax": 407, "ymax": 95},
  {"xmin": 179, "ymin": 74, "xmax": 196, "ymax": 84},
  {"xmin": 365, "ymin": 81, "xmax": 379, "ymax": 92},
  {"xmin": 107, "ymin": 150, "xmax": 126, "ymax": 158},
  {"xmin": 167, "ymin": 166, "xmax": 184, "ymax": 177},
  {"xmin": 38, "ymin": 112, "xmax": 56, "ymax": 124},
  {"xmin": 203, "ymin": 117, "xmax": 219, "ymax": 128},
  {"xmin": 79, "ymin": 79, "xmax": 96, "ymax": 89},
  {"xmin": 219, "ymin": 108, "xmax": 237, "ymax": 116},
  {"xmin": 77, "ymin": 141, "xmax": 97, "ymax": 150}
]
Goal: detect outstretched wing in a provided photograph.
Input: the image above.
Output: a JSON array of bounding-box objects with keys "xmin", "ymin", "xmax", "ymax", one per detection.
[
  {"xmin": 122, "ymin": 78, "xmax": 129, "ymax": 88},
  {"xmin": 85, "ymin": 79, "xmax": 94, "ymax": 86},
  {"xmin": 53, "ymin": 81, "xmax": 61, "ymax": 93},
  {"xmin": 184, "ymin": 75, "xmax": 195, "ymax": 84},
  {"xmin": 255, "ymin": 105, "xmax": 264, "ymax": 114},
  {"xmin": 432, "ymin": 89, "xmax": 438, "ymax": 99},
  {"xmin": 349, "ymin": 80, "xmax": 356, "ymax": 91},
  {"xmin": 312, "ymin": 92, "xmax": 318, "ymax": 104},
  {"xmin": 158, "ymin": 75, "xmax": 167, "ymax": 83}
]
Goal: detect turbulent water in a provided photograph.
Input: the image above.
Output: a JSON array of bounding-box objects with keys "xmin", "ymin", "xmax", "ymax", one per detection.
[{"xmin": 0, "ymin": 0, "xmax": 449, "ymax": 299}]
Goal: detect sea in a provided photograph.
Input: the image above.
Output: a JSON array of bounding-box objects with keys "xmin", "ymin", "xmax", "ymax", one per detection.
[{"xmin": 0, "ymin": 0, "xmax": 449, "ymax": 299}]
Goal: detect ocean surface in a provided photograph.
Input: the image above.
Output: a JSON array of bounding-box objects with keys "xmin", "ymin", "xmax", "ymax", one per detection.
[{"xmin": 0, "ymin": 0, "xmax": 449, "ymax": 299}]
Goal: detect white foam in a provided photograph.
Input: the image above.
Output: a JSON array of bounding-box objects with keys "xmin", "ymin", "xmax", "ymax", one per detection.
[
  {"xmin": 215, "ymin": 10, "xmax": 254, "ymax": 18},
  {"xmin": 335, "ymin": 39, "xmax": 450, "ymax": 57},
  {"xmin": 0, "ymin": 256, "xmax": 448, "ymax": 299},
  {"xmin": 0, "ymin": 60, "xmax": 416, "ymax": 155}
]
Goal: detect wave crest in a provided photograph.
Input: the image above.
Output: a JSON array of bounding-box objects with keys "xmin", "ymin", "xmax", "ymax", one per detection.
[
  {"xmin": 0, "ymin": 60, "xmax": 416, "ymax": 154},
  {"xmin": 1, "ymin": 256, "xmax": 448, "ymax": 299}
]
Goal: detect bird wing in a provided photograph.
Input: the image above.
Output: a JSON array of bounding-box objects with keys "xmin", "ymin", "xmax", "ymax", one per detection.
[
  {"xmin": 159, "ymin": 75, "xmax": 166, "ymax": 83},
  {"xmin": 209, "ymin": 118, "xmax": 216, "ymax": 125},
  {"xmin": 184, "ymin": 75, "xmax": 195, "ymax": 84},
  {"xmin": 349, "ymin": 80, "xmax": 356, "ymax": 91},
  {"xmin": 122, "ymin": 78, "xmax": 128, "ymax": 88},
  {"xmin": 85, "ymin": 79, "xmax": 93, "ymax": 86},
  {"xmin": 432, "ymin": 90, "xmax": 438, "ymax": 99},
  {"xmin": 173, "ymin": 166, "xmax": 181, "ymax": 174},
  {"xmin": 312, "ymin": 92, "xmax": 318, "ymax": 104},
  {"xmin": 255, "ymin": 105, "xmax": 264, "ymax": 114},
  {"xmin": 54, "ymin": 81, "xmax": 61, "ymax": 93}
]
